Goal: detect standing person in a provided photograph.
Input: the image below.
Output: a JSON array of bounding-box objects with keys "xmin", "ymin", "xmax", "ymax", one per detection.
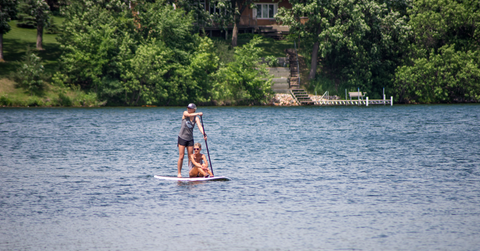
[
  {"xmin": 177, "ymin": 103, "xmax": 206, "ymax": 177},
  {"xmin": 189, "ymin": 143, "xmax": 213, "ymax": 178}
]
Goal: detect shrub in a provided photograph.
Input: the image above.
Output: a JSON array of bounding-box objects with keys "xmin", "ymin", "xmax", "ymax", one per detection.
[
  {"xmin": 58, "ymin": 93, "xmax": 72, "ymax": 106},
  {"xmin": 264, "ymin": 56, "xmax": 279, "ymax": 67},
  {"xmin": 12, "ymin": 48, "xmax": 46, "ymax": 96},
  {"xmin": 0, "ymin": 95, "xmax": 13, "ymax": 106}
]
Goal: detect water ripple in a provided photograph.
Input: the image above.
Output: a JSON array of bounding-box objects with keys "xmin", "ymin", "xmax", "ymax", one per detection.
[{"xmin": 1, "ymin": 105, "xmax": 480, "ymax": 250}]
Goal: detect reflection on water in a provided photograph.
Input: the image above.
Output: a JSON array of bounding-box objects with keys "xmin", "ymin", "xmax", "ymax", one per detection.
[{"xmin": 1, "ymin": 105, "xmax": 480, "ymax": 250}]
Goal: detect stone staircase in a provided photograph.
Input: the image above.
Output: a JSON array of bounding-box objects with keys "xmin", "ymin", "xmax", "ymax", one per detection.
[
  {"xmin": 285, "ymin": 48, "xmax": 314, "ymax": 105},
  {"xmin": 285, "ymin": 49, "xmax": 299, "ymax": 89},
  {"xmin": 268, "ymin": 47, "xmax": 314, "ymax": 106},
  {"xmin": 269, "ymin": 67, "xmax": 290, "ymax": 93}
]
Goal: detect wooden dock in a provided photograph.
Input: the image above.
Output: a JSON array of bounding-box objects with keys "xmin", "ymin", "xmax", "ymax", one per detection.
[
  {"xmin": 314, "ymin": 97, "xmax": 393, "ymax": 106},
  {"xmin": 288, "ymin": 89, "xmax": 393, "ymax": 106}
]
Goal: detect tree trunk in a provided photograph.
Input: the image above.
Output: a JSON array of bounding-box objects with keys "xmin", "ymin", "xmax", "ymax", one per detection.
[
  {"xmin": 309, "ymin": 40, "xmax": 320, "ymax": 80},
  {"xmin": 0, "ymin": 33, "xmax": 4, "ymax": 62},
  {"xmin": 232, "ymin": 20, "xmax": 238, "ymax": 47},
  {"xmin": 309, "ymin": 29, "xmax": 322, "ymax": 80},
  {"xmin": 231, "ymin": 0, "xmax": 248, "ymax": 47},
  {"xmin": 36, "ymin": 23, "xmax": 44, "ymax": 50}
]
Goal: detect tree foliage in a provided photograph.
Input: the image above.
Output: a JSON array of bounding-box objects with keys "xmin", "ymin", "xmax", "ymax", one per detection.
[
  {"xmin": 409, "ymin": 0, "xmax": 480, "ymax": 53},
  {"xmin": 213, "ymin": 36, "xmax": 273, "ymax": 104},
  {"xmin": 56, "ymin": 0, "xmax": 271, "ymax": 106},
  {"xmin": 395, "ymin": 45, "xmax": 480, "ymax": 103},
  {"xmin": 23, "ymin": 0, "xmax": 51, "ymax": 50},
  {"xmin": 394, "ymin": 0, "xmax": 480, "ymax": 103},
  {"xmin": 13, "ymin": 47, "xmax": 46, "ymax": 95},
  {"xmin": 276, "ymin": 0, "xmax": 411, "ymax": 98},
  {"xmin": 0, "ymin": 0, "xmax": 17, "ymax": 35},
  {"xmin": 0, "ymin": 0, "xmax": 18, "ymax": 61}
]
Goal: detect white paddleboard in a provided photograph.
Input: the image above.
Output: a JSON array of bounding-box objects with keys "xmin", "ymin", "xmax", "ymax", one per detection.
[{"xmin": 154, "ymin": 175, "xmax": 230, "ymax": 182}]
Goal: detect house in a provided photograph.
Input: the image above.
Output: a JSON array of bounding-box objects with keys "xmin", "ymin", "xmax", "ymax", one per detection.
[{"xmin": 197, "ymin": 0, "xmax": 293, "ymax": 39}]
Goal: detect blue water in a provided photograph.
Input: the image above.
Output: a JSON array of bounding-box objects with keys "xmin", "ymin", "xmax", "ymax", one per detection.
[{"xmin": 1, "ymin": 105, "xmax": 479, "ymax": 250}]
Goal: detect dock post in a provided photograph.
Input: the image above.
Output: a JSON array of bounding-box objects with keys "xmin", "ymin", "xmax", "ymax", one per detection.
[
  {"xmin": 366, "ymin": 97, "xmax": 369, "ymax": 106},
  {"xmin": 345, "ymin": 89, "xmax": 347, "ymax": 100},
  {"xmin": 391, "ymin": 96, "xmax": 393, "ymax": 106},
  {"xmin": 383, "ymin": 94, "xmax": 386, "ymax": 105},
  {"xmin": 357, "ymin": 88, "xmax": 360, "ymax": 105}
]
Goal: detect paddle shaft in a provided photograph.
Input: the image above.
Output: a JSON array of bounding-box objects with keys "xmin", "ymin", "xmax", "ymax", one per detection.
[{"xmin": 199, "ymin": 116, "xmax": 214, "ymax": 176}]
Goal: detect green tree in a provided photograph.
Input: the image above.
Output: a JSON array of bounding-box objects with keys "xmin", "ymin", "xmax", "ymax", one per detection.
[
  {"xmin": 276, "ymin": 0, "xmax": 410, "ymax": 97},
  {"xmin": 213, "ymin": 36, "xmax": 273, "ymax": 104},
  {"xmin": 230, "ymin": 0, "xmax": 253, "ymax": 47},
  {"xmin": 57, "ymin": 0, "xmax": 272, "ymax": 105},
  {"xmin": 394, "ymin": 0, "xmax": 480, "ymax": 103},
  {"xmin": 57, "ymin": 0, "xmax": 221, "ymax": 105},
  {"xmin": 0, "ymin": 0, "xmax": 18, "ymax": 62},
  {"xmin": 168, "ymin": 0, "xmax": 236, "ymax": 45},
  {"xmin": 395, "ymin": 45, "xmax": 480, "ymax": 103},
  {"xmin": 409, "ymin": 0, "xmax": 480, "ymax": 54},
  {"xmin": 14, "ymin": 47, "xmax": 45, "ymax": 95},
  {"xmin": 23, "ymin": 0, "xmax": 50, "ymax": 50}
]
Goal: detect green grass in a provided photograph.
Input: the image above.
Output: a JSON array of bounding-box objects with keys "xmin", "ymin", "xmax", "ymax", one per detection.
[
  {"xmin": 0, "ymin": 78, "xmax": 103, "ymax": 107},
  {"xmin": 0, "ymin": 17, "xmax": 105, "ymax": 107},
  {"xmin": 213, "ymin": 33, "xmax": 295, "ymax": 58},
  {"xmin": 0, "ymin": 18, "xmax": 63, "ymax": 78},
  {"xmin": 238, "ymin": 35, "xmax": 294, "ymax": 58}
]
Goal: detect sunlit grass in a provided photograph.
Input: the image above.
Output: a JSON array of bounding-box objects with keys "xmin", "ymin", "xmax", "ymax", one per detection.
[{"xmin": 0, "ymin": 17, "xmax": 64, "ymax": 78}]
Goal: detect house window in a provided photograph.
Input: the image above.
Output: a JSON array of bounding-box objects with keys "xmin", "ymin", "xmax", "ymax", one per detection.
[
  {"xmin": 210, "ymin": 2, "xmax": 218, "ymax": 14},
  {"xmin": 255, "ymin": 4, "xmax": 277, "ymax": 19},
  {"xmin": 199, "ymin": 0, "xmax": 206, "ymax": 10},
  {"xmin": 209, "ymin": 1, "xmax": 228, "ymax": 15}
]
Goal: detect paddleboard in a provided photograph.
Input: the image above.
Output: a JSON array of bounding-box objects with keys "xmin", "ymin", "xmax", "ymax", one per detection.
[{"xmin": 154, "ymin": 175, "xmax": 230, "ymax": 182}]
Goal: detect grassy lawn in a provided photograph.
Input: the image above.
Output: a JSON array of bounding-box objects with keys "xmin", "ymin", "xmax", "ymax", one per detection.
[
  {"xmin": 0, "ymin": 17, "xmax": 63, "ymax": 78},
  {"xmin": 212, "ymin": 33, "xmax": 295, "ymax": 59},
  {"xmin": 0, "ymin": 16, "xmax": 104, "ymax": 107},
  {"xmin": 238, "ymin": 35, "xmax": 294, "ymax": 58}
]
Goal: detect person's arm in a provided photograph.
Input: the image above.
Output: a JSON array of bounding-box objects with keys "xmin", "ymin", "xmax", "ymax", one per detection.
[
  {"xmin": 190, "ymin": 154, "xmax": 204, "ymax": 169},
  {"xmin": 196, "ymin": 116, "xmax": 207, "ymax": 140},
  {"xmin": 201, "ymin": 154, "xmax": 209, "ymax": 170},
  {"xmin": 183, "ymin": 111, "xmax": 202, "ymax": 118}
]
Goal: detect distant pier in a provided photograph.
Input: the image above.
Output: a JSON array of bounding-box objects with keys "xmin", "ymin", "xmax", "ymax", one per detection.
[
  {"xmin": 314, "ymin": 97, "xmax": 393, "ymax": 106},
  {"xmin": 269, "ymin": 67, "xmax": 394, "ymax": 107}
]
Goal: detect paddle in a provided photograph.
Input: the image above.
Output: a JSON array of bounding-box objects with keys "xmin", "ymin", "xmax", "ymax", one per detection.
[{"xmin": 199, "ymin": 115, "xmax": 214, "ymax": 176}]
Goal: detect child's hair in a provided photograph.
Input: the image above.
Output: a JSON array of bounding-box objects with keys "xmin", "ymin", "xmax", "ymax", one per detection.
[{"xmin": 194, "ymin": 142, "xmax": 202, "ymax": 149}]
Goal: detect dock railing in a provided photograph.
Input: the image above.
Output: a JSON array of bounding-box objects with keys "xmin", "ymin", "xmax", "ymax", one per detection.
[{"xmin": 320, "ymin": 91, "xmax": 329, "ymax": 100}]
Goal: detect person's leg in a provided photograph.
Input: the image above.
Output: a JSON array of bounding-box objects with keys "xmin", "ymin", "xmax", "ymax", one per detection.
[
  {"xmin": 186, "ymin": 145, "xmax": 194, "ymax": 169},
  {"xmin": 189, "ymin": 166, "xmax": 207, "ymax": 177},
  {"xmin": 177, "ymin": 145, "xmax": 186, "ymax": 177}
]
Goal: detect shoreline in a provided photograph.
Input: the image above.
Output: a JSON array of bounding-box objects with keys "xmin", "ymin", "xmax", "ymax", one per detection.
[{"xmin": 2, "ymin": 93, "xmax": 478, "ymax": 108}]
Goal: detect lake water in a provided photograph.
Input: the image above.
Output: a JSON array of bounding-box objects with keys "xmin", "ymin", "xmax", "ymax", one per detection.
[{"xmin": 1, "ymin": 105, "xmax": 480, "ymax": 250}]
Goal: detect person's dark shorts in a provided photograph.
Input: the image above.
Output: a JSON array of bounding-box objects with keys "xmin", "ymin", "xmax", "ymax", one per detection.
[{"xmin": 178, "ymin": 136, "xmax": 194, "ymax": 147}]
